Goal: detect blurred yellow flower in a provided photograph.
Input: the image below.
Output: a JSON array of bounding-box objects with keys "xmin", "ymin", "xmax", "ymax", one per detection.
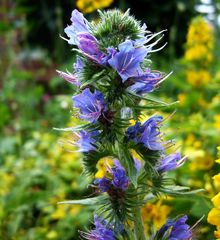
[
  {"xmin": 215, "ymin": 228, "xmax": 220, "ymax": 239},
  {"xmin": 185, "ymin": 16, "xmax": 214, "ymax": 64},
  {"xmin": 208, "ymin": 208, "xmax": 220, "ymax": 227},
  {"xmin": 46, "ymin": 230, "xmax": 58, "ymax": 239},
  {"xmin": 76, "ymin": 0, "xmax": 114, "ymax": 14},
  {"xmin": 188, "ymin": 149, "xmax": 214, "ymax": 171},
  {"xmin": 0, "ymin": 172, "xmax": 15, "ymax": 196},
  {"xmin": 186, "ymin": 70, "xmax": 211, "ymax": 87},
  {"xmin": 212, "ymin": 193, "xmax": 220, "ymax": 207},
  {"xmin": 141, "ymin": 200, "xmax": 171, "ymax": 230},
  {"xmin": 214, "ymin": 115, "xmax": 220, "ymax": 131},
  {"xmin": 177, "ymin": 93, "xmax": 186, "ymax": 106}
]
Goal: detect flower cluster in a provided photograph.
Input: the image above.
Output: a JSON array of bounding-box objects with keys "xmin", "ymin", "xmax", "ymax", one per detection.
[
  {"xmin": 57, "ymin": 8, "xmax": 196, "ymax": 240},
  {"xmin": 185, "ymin": 16, "xmax": 214, "ymax": 64}
]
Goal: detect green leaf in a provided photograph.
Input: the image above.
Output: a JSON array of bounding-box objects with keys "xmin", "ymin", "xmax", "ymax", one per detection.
[
  {"xmin": 58, "ymin": 196, "xmax": 103, "ymax": 205},
  {"xmin": 161, "ymin": 186, "xmax": 204, "ymax": 196}
]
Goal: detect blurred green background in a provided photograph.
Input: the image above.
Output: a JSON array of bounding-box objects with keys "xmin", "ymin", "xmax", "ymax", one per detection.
[{"xmin": 1, "ymin": 0, "xmax": 220, "ymax": 239}]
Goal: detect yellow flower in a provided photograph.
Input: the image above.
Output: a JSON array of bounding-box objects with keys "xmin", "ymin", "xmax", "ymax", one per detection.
[
  {"xmin": 215, "ymin": 227, "xmax": 220, "ymax": 238},
  {"xmin": 214, "ymin": 115, "xmax": 220, "ymax": 131},
  {"xmin": 95, "ymin": 157, "xmax": 113, "ymax": 178},
  {"xmin": 177, "ymin": 93, "xmax": 186, "ymax": 106},
  {"xmin": 51, "ymin": 205, "xmax": 66, "ymax": 220},
  {"xmin": 185, "ymin": 17, "xmax": 214, "ymax": 65},
  {"xmin": 76, "ymin": 0, "xmax": 114, "ymax": 14},
  {"xmin": 212, "ymin": 192, "xmax": 220, "ymax": 207},
  {"xmin": 208, "ymin": 208, "xmax": 220, "ymax": 227},
  {"xmin": 187, "ymin": 149, "xmax": 214, "ymax": 171},
  {"xmin": 186, "ymin": 70, "xmax": 211, "ymax": 87},
  {"xmin": 213, "ymin": 174, "xmax": 220, "ymax": 188},
  {"xmin": 142, "ymin": 200, "xmax": 171, "ymax": 230},
  {"xmin": 46, "ymin": 231, "xmax": 58, "ymax": 239}
]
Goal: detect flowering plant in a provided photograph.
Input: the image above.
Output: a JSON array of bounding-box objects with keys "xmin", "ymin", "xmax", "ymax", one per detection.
[{"xmin": 57, "ymin": 9, "xmax": 202, "ymax": 239}]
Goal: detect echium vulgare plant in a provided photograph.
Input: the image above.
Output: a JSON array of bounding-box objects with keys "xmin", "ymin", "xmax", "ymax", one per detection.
[{"xmin": 56, "ymin": 9, "xmax": 202, "ymax": 240}]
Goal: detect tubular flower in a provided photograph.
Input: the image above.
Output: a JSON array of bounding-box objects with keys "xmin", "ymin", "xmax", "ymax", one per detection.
[
  {"xmin": 157, "ymin": 153, "xmax": 186, "ymax": 173},
  {"xmin": 95, "ymin": 160, "xmax": 129, "ymax": 192},
  {"xmin": 64, "ymin": 9, "xmax": 89, "ymax": 45},
  {"xmin": 75, "ymin": 130, "xmax": 99, "ymax": 152},
  {"xmin": 81, "ymin": 215, "xmax": 116, "ymax": 240},
  {"xmin": 56, "ymin": 70, "xmax": 80, "ymax": 86},
  {"xmin": 73, "ymin": 88, "xmax": 107, "ymax": 123},
  {"xmin": 155, "ymin": 215, "xmax": 192, "ymax": 240},
  {"xmin": 108, "ymin": 40, "xmax": 148, "ymax": 82},
  {"xmin": 78, "ymin": 33, "xmax": 106, "ymax": 64},
  {"xmin": 127, "ymin": 70, "xmax": 163, "ymax": 94},
  {"xmin": 126, "ymin": 116, "xmax": 164, "ymax": 151}
]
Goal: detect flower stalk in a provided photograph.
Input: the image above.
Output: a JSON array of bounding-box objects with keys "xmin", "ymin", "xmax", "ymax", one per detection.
[{"xmin": 57, "ymin": 8, "xmax": 199, "ymax": 240}]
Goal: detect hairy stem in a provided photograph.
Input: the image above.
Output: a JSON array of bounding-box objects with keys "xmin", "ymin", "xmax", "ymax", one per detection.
[{"xmin": 133, "ymin": 207, "xmax": 146, "ymax": 240}]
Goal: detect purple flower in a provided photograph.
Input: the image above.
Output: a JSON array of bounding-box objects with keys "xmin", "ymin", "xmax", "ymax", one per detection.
[
  {"xmin": 81, "ymin": 215, "xmax": 115, "ymax": 240},
  {"xmin": 73, "ymin": 88, "xmax": 107, "ymax": 123},
  {"xmin": 78, "ymin": 33, "xmax": 106, "ymax": 64},
  {"xmin": 64, "ymin": 9, "xmax": 89, "ymax": 45},
  {"xmin": 156, "ymin": 215, "xmax": 192, "ymax": 240},
  {"xmin": 126, "ymin": 116, "xmax": 164, "ymax": 151},
  {"xmin": 127, "ymin": 70, "xmax": 162, "ymax": 94},
  {"xmin": 112, "ymin": 160, "xmax": 129, "ymax": 190},
  {"xmin": 108, "ymin": 40, "xmax": 148, "ymax": 82},
  {"xmin": 157, "ymin": 153, "xmax": 186, "ymax": 173},
  {"xmin": 170, "ymin": 216, "xmax": 192, "ymax": 240},
  {"xmin": 95, "ymin": 160, "xmax": 129, "ymax": 192},
  {"xmin": 94, "ymin": 178, "xmax": 112, "ymax": 192},
  {"xmin": 75, "ymin": 130, "xmax": 98, "ymax": 152}
]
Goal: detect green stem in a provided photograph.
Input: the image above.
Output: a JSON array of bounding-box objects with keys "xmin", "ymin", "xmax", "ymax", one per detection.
[{"xmin": 133, "ymin": 207, "xmax": 146, "ymax": 240}]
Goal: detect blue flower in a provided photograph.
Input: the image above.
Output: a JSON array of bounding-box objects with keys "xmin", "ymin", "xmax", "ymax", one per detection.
[
  {"xmin": 112, "ymin": 160, "xmax": 129, "ymax": 190},
  {"xmin": 157, "ymin": 153, "xmax": 186, "ymax": 173},
  {"xmin": 75, "ymin": 130, "xmax": 98, "ymax": 152},
  {"xmin": 78, "ymin": 33, "xmax": 106, "ymax": 64},
  {"xmin": 95, "ymin": 160, "xmax": 129, "ymax": 192},
  {"xmin": 126, "ymin": 116, "xmax": 164, "ymax": 151},
  {"xmin": 108, "ymin": 40, "xmax": 148, "ymax": 82},
  {"xmin": 64, "ymin": 9, "xmax": 89, "ymax": 45},
  {"xmin": 73, "ymin": 88, "xmax": 107, "ymax": 123},
  {"xmin": 156, "ymin": 215, "xmax": 192, "ymax": 240},
  {"xmin": 94, "ymin": 177, "xmax": 112, "ymax": 192},
  {"xmin": 127, "ymin": 70, "xmax": 162, "ymax": 94},
  {"xmin": 169, "ymin": 216, "xmax": 192, "ymax": 240},
  {"xmin": 81, "ymin": 215, "xmax": 116, "ymax": 240}
]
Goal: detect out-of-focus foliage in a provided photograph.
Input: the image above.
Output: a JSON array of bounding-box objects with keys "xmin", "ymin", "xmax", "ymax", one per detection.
[
  {"xmin": 156, "ymin": 15, "xmax": 220, "ymax": 239},
  {"xmin": 0, "ymin": 129, "xmax": 92, "ymax": 240},
  {"xmin": 1, "ymin": 1, "xmax": 92, "ymax": 239}
]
